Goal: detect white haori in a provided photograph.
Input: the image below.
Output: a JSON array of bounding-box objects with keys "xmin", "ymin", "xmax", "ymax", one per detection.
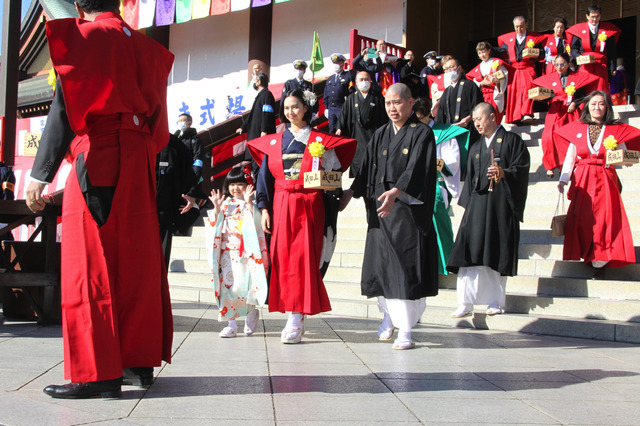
[
  {"xmin": 377, "ymin": 296, "xmax": 426, "ymax": 332},
  {"xmin": 457, "ymin": 265, "xmax": 507, "ymax": 307}
]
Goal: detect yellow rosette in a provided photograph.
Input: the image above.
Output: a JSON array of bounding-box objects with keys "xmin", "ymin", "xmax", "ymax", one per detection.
[
  {"xmin": 564, "ymin": 85, "xmax": 576, "ymax": 96},
  {"xmin": 603, "ymin": 135, "xmax": 618, "ymax": 151},
  {"xmin": 526, "ymin": 39, "xmax": 535, "ymax": 48},
  {"xmin": 565, "ymin": 45, "xmax": 571, "ymax": 54},
  {"xmin": 598, "ymin": 33, "xmax": 607, "ymax": 42},
  {"xmin": 491, "ymin": 60, "xmax": 500, "ymax": 70},
  {"xmin": 47, "ymin": 69, "xmax": 56, "ymax": 91},
  {"xmin": 308, "ymin": 141, "xmax": 326, "ymax": 171}
]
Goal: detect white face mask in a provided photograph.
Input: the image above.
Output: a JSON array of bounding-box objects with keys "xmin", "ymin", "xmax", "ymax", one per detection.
[
  {"xmin": 446, "ymin": 70, "xmax": 459, "ymax": 84},
  {"xmin": 427, "ymin": 59, "xmax": 436, "ymax": 66},
  {"xmin": 178, "ymin": 122, "xmax": 188, "ymax": 132},
  {"xmin": 296, "ymin": 70, "xmax": 304, "ymax": 79},
  {"xmin": 357, "ymin": 81, "xmax": 371, "ymax": 92},
  {"xmin": 333, "ymin": 64, "xmax": 342, "ymax": 73}
]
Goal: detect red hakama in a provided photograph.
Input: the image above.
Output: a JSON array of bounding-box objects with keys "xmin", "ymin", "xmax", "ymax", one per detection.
[
  {"xmin": 566, "ymin": 22, "xmax": 621, "ymax": 92},
  {"xmin": 532, "ymin": 71, "xmax": 598, "ymax": 171},
  {"xmin": 555, "ymin": 122, "xmax": 640, "ymax": 267},
  {"xmin": 497, "ymin": 32, "xmax": 546, "ymax": 123},
  {"xmin": 47, "ymin": 12, "xmax": 174, "ymax": 382},
  {"xmin": 248, "ymin": 131, "xmax": 356, "ymax": 315}
]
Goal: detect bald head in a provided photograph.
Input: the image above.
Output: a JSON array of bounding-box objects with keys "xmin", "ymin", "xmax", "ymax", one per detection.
[
  {"xmin": 472, "ymin": 102, "xmax": 498, "ymax": 136},
  {"xmin": 386, "ymin": 83, "xmax": 412, "ymax": 100},
  {"xmin": 385, "ymin": 83, "xmax": 414, "ymax": 128}
]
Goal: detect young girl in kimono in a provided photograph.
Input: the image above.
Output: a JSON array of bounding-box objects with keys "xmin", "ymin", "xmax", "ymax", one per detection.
[{"xmin": 204, "ymin": 165, "xmax": 269, "ymax": 338}]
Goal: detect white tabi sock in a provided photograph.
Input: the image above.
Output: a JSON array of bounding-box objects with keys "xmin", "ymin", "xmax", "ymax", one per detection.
[
  {"xmin": 228, "ymin": 319, "xmax": 237, "ymax": 330},
  {"xmin": 395, "ymin": 330, "xmax": 412, "ymax": 346},
  {"xmin": 286, "ymin": 313, "xmax": 303, "ymax": 330}
]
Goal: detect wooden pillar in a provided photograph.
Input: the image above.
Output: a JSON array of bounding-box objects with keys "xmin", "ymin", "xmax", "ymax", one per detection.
[
  {"xmin": 0, "ymin": 0, "xmax": 22, "ymax": 166},
  {"xmin": 247, "ymin": 3, "xmax": 273, "ymax": 84}
]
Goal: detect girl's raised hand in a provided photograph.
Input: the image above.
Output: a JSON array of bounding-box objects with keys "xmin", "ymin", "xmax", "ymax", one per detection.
[
  {"xmin": 209, "ymin": 189, "xmax": 225, "ymax": 210},
  {"xmin": 244, "ymin": 184, "xmax": 255, "ymax": 204}
]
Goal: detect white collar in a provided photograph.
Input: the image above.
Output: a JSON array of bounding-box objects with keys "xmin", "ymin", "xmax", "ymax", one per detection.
[
  {"xmin": 588, "ymin": 22, "xmax": 598, "ymax": 34},
  {"xmin": 516, "ymin": 32, "xmax": 526, "ymax": 43},
  {"xmin": 484, "ymin": 126, "xmax": 500, "ymax": 147}
]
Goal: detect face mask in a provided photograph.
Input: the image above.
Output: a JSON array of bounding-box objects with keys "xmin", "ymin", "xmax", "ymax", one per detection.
[
  {"xmin": 427, "ymin": 59, "xmax": 436, "ymax": 66},
  {"xmin": 178, "ymin": 122, "xmax": 188, "ymax": 132},
  {"xmin": 296, "ymin": 70, "xmax": 304, "ymax": 79},
  {"xmin": 357, "ymin": 81, "xmax": 371, "ymax": 92},
  {"xmin": 446, "ymin": 70, "xmax": 459, "ymax": 83},
  {"xmin": 333, "ymin": 64, "xmax": 342, "ymax": 73}
]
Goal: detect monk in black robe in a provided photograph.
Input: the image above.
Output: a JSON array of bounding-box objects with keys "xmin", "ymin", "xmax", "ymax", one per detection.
[
  {"xmin": 447, "ymin": 103, "xmax": 530, "ymax": 318},
  {"xmin": 336, "ymin": 71, "xmax": 387, "ymax": 177},
  {"xmin": 341, "ymin": 83, "xmax": 438, "ymax": 350}
]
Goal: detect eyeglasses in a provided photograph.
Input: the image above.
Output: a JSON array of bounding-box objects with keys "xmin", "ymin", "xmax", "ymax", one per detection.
[
  {"xmin": 554, "ymin": 63, "xmax": 568, "ymax": 68},
  {"xmin": 443, "ymin": 65, "xmax": 457, "ymax": 71}
]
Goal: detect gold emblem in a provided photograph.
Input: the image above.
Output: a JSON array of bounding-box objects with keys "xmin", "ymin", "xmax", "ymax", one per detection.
[
  {"xmin": 355, "ymin": 103, "xmax": 359, "ymax": 108},
  {"xmin": 456, "ymin": 97, "xmax": 461, "ymax": 102},
  {"xmin": 410, "ymin": 123, "xmax": 416, "ymax": 127},
  {"xmin": 455, "ymin": 115, "xmax": 460, "ymax": 120},
  {"xmin": 402, "ymin": 148, "xmax": 409, "ymax": 155},
  {"xmin": 497, "ymin": 138, "xmax": 503, "ymax": 143},
  {"xmin": 383, "ymin": 149, "xmax": 388, "ymax": 156},
  {"xmin": 475, "ymin": 154, "xmax": 480, "ymax": 159},
  {"xmin": 460, "ymin": 81, "xmax": 464, "ymax": 86}
]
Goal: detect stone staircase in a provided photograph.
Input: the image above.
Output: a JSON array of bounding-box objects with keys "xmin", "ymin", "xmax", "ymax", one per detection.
[{"xmin": 168, "ymin": 104, "xmax": 640, "ymax": 344}]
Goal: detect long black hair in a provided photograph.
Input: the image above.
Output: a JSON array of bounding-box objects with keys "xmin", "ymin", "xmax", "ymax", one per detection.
[
  {"xmin": 222, "ymin": 166, "xmax": 250, "ymax": 198},
  {"xmin": 279, "ymin": 89, "xmax": 313, "ymax": 125},
  {"xmin": 578, "ymin": 90, "xmax": 618, "ymax": 125}
]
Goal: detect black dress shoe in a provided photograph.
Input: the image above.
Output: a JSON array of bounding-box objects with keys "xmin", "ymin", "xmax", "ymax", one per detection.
[
  {"xmin": 43, "ymin": 377, "xmax": 122, "ymax": 399},
  {"xmin": 123, "ymin": 367, "xmax": 154, "ymax": 386},
  {"xmin": 593, "ymin": 267, "xmax": 606, "ymax": 280}
]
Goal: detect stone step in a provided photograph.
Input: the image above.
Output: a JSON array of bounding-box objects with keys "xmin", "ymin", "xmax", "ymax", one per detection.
[
  {"xmin": 326, "ymin": 297, "xmax": 640, "ymax": 344},
  {"xmin": 168, "ymin": 271, "xmax": 211, "ymax": 288}
]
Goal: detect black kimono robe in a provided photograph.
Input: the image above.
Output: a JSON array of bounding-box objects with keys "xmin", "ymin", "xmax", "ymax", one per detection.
[
  {"xmin": 337, "ymin": 90, "xmax": 387, "ymax": 177},
  {"xmin": 447, "ymin": 126, "xmax": 530, "ymax": 276},
  {"xmin": 351, "ymin": 114, "xmax": 439, "ymax": 300},
  {"xmin": 241, "ymin": 88, "xmax": 276, "ymax": 141}
]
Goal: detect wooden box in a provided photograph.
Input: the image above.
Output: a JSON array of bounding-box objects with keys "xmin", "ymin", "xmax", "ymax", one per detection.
[
  {"xmin": 577, "ymin": 54, "xmax": 595, "ymax": 65},
  {"xmin": 303, "ymin": 171, "xmax": 342, "ymax": 189},
  {"xmin": 522, "ymin": 48, "xmax": 539, "ymax": 59},
  {"xmin": 493, "ymin": 69, "xmax": 505, "ymax": 80},
  {"xmin": 528, "ymin": 87, "xmax": 554, "ymax": 100},
  {"xmin": 606, "ymin": 149, "xmax": 639, "ymax": 166}
]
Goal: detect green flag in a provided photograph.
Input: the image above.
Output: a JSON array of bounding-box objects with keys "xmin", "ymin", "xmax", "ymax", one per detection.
[{"xmin": 309, "ymin": 31, "xmax": 324, "ymax": 73}]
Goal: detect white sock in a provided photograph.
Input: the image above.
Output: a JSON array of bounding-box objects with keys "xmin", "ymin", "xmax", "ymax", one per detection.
[
  {"xmin": 228, "ymin": 319, "xmax": 237, "ymax": 330},
  {"xmin": 396, "ymin": 330, "xmax": 412, "ymax": 345},
  {"xmin": 287, "ymin": 313, "xmax": 302, "ymax": 329},
  {"xmin": 381, "ymin": 313, "xmax": 393, "ymax": 330}
]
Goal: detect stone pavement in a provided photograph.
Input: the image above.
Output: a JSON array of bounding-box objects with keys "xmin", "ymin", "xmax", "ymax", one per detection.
[{"xmin": 1, "ymin": 301, "xmax": 640, "ymax": 425}]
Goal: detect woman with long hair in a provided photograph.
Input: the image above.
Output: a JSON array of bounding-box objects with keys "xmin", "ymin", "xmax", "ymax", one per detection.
[
  {"xmin": 247, "ymin": 89, "xmax": 356, "ymax": 343},
  {"xmin": 555, "ymin": 91, "xmax": 640, "ymax": 278}
]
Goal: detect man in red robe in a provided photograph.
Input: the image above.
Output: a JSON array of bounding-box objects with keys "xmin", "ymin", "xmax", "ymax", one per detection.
[
  {"xmin": 496, "ymin": 16, "xmax": 545, "ymax": 124},
  {"xmin": 567, "ymin": 4, "xmax": 620, "ymax": 93},
  {"xmin": 26, "ymin": 0, "xmax": 174, "ymax": 399}
]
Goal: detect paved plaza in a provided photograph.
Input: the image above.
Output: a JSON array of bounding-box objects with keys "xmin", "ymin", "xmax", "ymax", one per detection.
[{"xmin": 1, "ymin": 301, "xmax": 640, "ymax": 425}]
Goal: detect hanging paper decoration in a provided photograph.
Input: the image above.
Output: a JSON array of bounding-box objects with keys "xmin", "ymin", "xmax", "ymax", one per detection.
[
  {"xmin": 192, "ymin": 0, "xmax": 211, "ymax": 19},
  {"xmin": 230, "ymin": 0, "xmax": 250, "ymax": 11},
  {"xmin": 211, "ymin": 0, "xmax": 230, "ymax": 14},
  {"xmin": 251, "ymin": 0, "xmax": 271, "ymax": 6},
  {"xmin": 138, "ymin": 0, "xmax": 157, "ymax": 28},
  {"xmin": 176, "ymin": 0, "xmax": 193, "ymax": 23},
  {"xmin": 156, "ymin": 0, "xmax": 176, "ymax": 25},
  {"xmin": 122, "ymin": 0, "xmax": 140, "ymax": 29}
]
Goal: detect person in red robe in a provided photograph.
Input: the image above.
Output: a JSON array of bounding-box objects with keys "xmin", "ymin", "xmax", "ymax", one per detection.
[
  {"xmin": 555, "ymin": 91, "xmax": 640, "ymax": 279},
  {"xmin": 532, "ymin": 52, "xmax": 599, "ymax": 177},
  {"xmin": 466, "ymin": 41, "xmax": 513, "ymax": 125},
  {"xmin": 496, "ymin": 16, "xmax": 546, "ymax": 124},
  {"xmin": 248, "ymin": 90, "xmax": 356, "ymax": 344},
  {"xmin": 542, "ymin": 17, "xmax": 570, "ymax": 75},
  {"xmin": 25, "ymin": 0, "xmax": 174, "ymax": 399},
  {"xmin": 567, "ymin": 4, "xmax": 620, "ymax": 93}
]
